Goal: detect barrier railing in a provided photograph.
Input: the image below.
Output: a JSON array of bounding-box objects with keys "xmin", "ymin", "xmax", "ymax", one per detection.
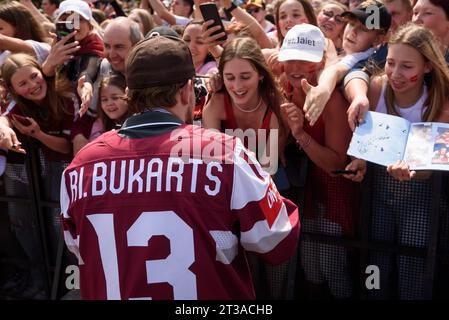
[{"xmin": 0, "ymin": 142, "xmax": 448, "ymax": 300}]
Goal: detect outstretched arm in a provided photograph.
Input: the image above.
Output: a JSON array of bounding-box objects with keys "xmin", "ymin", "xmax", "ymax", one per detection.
[
  {"xmin": 304, "ymin": 49, "xmax": 376, "ymax": 126},
  {"xmin": 232, "ymin": 139, "xmax": 299, "ymax": 265},
  {"xmin": 148, "ymin": 0, "xmax": 177, "ymax": 25},
  {"xmin": 0, "ymin": 34, "xmax": 37, "ymax": 57},
  {"xmin": 344, "ymin": 71, "xmax": 370, "ymax": 131},
  {"xmin": 302, "ymin": 62, "xmax": 348, "ymax": 126},
  {"xmin": 19, "ymin": 0, "xmax": 51, "ymax": 24},
  {"xmin": 220, "ymin": 0, "xmax": 274, "ymax": 49},
  {"xmin": 282, "ymin": 90, "xmax": 351, "ymax": 175}
]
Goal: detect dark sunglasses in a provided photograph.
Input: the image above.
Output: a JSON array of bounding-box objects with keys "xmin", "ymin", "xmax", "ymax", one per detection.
[
  {"xmin": 322, "ymin": 9, "xmax": 345, "ymax": 24},
  {"xmin": 246, "ymin": 7, "xmax": 261, "ymax": 14}
]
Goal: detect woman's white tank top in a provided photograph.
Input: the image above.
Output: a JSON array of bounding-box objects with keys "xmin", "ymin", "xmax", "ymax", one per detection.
[{"xmin": 375, "ymin": 78, "xmax": 428, "ymax": 123}]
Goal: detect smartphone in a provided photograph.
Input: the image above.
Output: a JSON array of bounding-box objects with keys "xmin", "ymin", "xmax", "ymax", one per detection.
[
  {"xmin": 56, "ymin": 21, "xmax": 75, "ymax": 43},
  {"xmin": 12, "ymin": 115, "xmax": 32, "ymax": 126},
  {"xmin": 331, "ymin": 169, "xmax": 357, "ymax": 175},
  {"xmin": 199, "ymin": 3, "xmax": 227, "ymax": 42}
]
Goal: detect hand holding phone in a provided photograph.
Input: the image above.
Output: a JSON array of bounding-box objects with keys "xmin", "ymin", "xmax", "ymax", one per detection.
[
  {"xmin": 12, "ymin": 115, "xmax": 32, "ymax": 127},
  {"xmin": 200, "ymin": 3, "xmax": 227, "ymax": 42}
]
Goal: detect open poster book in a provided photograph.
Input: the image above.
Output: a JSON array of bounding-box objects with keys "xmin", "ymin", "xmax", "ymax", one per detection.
[{"xmin": 347, "ymin": 111, "xmax": 449, "ymax": 170}]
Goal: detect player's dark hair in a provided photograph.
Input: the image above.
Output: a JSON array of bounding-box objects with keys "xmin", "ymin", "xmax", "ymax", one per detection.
[{"xmin": 127, "ymin": 82, "xmax": 187, "ymax": 113}]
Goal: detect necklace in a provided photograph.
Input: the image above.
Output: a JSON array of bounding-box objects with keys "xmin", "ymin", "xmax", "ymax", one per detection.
[{"xmin": 233, "ymin": 97, "xmax": 263, "ymax": 113}]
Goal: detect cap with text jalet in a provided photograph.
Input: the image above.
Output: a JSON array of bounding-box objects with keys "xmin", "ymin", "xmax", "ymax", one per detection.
[{"xmin": 278, "ymin": 24, "xmax": 325, "ymax": 63}]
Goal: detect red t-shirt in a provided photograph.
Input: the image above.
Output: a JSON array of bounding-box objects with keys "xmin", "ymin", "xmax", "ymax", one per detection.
[{"xmin": 6, "ymin": 97, "xmax": 74, "ymax": 162}]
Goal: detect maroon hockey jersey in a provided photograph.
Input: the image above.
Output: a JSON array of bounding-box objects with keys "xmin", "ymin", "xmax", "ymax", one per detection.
[{"xmin": 60, "ymin": 114, "xmax": 299, "ymax": 300}]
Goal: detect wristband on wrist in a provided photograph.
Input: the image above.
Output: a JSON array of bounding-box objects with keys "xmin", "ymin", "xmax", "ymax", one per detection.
[{"xmin": 296, "ymin": 134, "xmax": 311, "ymax": 149}]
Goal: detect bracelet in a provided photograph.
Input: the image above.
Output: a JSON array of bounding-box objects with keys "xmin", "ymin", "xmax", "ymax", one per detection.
[{"xmin": 296, "ymin": 134, "xmax": 311, "ymax": 149}]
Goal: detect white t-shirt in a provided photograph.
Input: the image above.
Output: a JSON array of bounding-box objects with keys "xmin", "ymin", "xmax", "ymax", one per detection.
[
  {"xmin": 0, "ymin": 51, "xmax": 10, "ymax": 66},
  {"xmin": 338, "ymin": 48, "xmax": 375, "ymax": 70},
  {"xmin": 162, "ymin": 14, "xmax": 191, "ymax": 26},
  {"xmin": 263, "ymin": 20, "xmax": 275, "ymax": 33},
  {"xmin": 25, "ymin": 40, "xmax": 51, "ymax": 64},
  {"xmin": 0, "ymin": 40, "xmax": 50, "ymax": 67},
  {"xmin": 375, "ymin": 77, "xmax": 428, "ymax": 123}
]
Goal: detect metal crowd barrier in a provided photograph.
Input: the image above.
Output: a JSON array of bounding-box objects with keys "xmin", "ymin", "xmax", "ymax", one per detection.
[{"xmin": 0, "ymin": 142, "xmax": 448, "ymax": 300}]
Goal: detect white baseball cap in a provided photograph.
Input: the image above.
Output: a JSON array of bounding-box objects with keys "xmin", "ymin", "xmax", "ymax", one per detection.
[
  {"xmin": 56, "ymin": 0, "xmax": 93, "ymax": 21},
  {"xmin": 278, "ymin": 24, "xmax": 325, "ymax": 63}
]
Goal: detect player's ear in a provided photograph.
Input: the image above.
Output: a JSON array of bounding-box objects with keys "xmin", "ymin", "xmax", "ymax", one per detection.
[{"xmin": 180, "ymin": 79, "xmax": 193, "ymax": 105}]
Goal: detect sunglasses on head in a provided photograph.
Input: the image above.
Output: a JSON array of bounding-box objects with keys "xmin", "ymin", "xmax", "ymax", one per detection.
[
  {"xmin": 322, "ymin": 9, "xmax": 345, "ymax": 24},
  {"xmin": 246, "ymin": 7, "xmax": 261, "ymax": 14}
]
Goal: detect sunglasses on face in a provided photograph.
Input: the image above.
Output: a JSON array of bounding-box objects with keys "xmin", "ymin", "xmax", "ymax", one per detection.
[
  {"xmin": 322, "ymin": 9, "xmax": 345, "ymax": 24},
  {"xmin": 246, "ymin": 7, "xmax": 261, "ymax": 14}
]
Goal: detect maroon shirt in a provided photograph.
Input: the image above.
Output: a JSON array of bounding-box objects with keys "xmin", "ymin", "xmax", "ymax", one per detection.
[
  {"xmin": 60, "ymin": 112, "xmax": 299, "ymax": 300},
  {"xmin": 6, "ymin": 97, "xmax": 74, "ymax": 162}
]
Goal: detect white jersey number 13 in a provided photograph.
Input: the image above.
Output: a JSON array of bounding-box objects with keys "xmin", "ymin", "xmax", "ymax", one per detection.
[{"xmin": 87, "ymin": 211, "xmax": 197, "ymax": 300}]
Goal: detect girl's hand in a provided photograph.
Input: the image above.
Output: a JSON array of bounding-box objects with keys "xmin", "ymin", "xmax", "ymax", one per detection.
[
  {"xmin": 47, "ymin": 31, "xmax": 80, "ymax": 68},
  {"xmin": 281, "ymin": 102, "xmax": 304, "ymax": 139},
  {"xmin": 77, "ymin": 75, "xmax": 93, "ymax": 117},
  {"xmin": 347, "ymin": 94, "xmax": 370, "ymax": 132},
  {"xmin": 267, "ymin": 51, "xmax": 284, "ymax": 77},
  {"xmin": 206, "ymin": 71, "xmax": 222, "ymax": 93},
  {"xmin": 387, "ymin": 160, "xmax": 416, "ymax": 181},
  {"xmin": 11, "ymin": 116, "xmax": 41, "ymax": 137},
  {"xmin": 343, "ymin": 159, "xmax": 366, "ymax": 182},
  {"xmin": 302, "ymin": 79, "xmax": 331, "ymax": 126},
  {"xmin": 202, "ymin": 20, "xmax": 226, "ymax": 47}
]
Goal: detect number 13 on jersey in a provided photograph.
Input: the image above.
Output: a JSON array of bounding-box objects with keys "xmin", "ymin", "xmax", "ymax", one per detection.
[{"xmin": 87, "ymin": 211, "xmax": 197, "ymax": 300}]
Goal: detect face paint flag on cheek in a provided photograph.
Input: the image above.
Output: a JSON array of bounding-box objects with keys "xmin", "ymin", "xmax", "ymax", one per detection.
[{"xmin": 410, "ymin": 75, "xmax": 419, "ymax": 82}]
